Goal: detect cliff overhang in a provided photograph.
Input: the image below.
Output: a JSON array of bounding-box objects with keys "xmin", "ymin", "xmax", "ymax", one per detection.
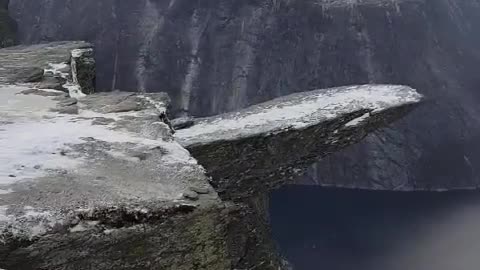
[{"xmin": 177, "ymin": 85, "xmax": 422, "ymax": 200}]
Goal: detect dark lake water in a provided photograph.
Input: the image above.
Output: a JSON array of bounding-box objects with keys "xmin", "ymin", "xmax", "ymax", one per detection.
[{"xmin": 269, "ymin": 186, "xmax": 480, "ymax": 270}]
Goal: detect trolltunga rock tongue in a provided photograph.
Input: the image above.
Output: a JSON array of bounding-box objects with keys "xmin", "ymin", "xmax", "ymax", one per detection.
[{"xmin": 176, "ymin": 85, "xmax": 423, "ymax": 200}]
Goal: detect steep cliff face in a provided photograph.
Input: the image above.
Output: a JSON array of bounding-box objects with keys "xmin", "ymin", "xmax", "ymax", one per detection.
[
  {"xmin": 9, "ymin": 0, "xmax": 480, "ymax": 190},
  {"xmin": 0, "ymin": 0, "xmax": 15, "ymax": 47}
]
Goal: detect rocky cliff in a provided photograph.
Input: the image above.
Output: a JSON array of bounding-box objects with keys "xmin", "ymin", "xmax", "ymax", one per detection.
[
  {"xmin": 0, "ymin": 42, "xmax": 422, "ymax": 270},
  {"xmin": 0, "ymin": 0, "xmax": 15, "ymax": 47},
  {"xmin": 8, "ymin": 0, "xmax": 480, "ymax": 191}
]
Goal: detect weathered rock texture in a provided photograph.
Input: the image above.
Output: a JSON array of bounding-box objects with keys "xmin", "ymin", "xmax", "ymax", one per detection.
[
  {"xmin": 0, "ymin": 43, "xmax": 231, "ymax": 270},
  {"xmin": 177, "ymin": 85, "xmax": 422, "ymax": 200},
  {"xmin": 0, "ymin": 41, "xmax": 95, "ymax": 97},
  {"xmin": 0, "ymin": 42, "xmax": 422, "ymax": 269},
  {"xmin": 0, "ymin": 0, "xmax": 15, "ymax": 47},
  {"xmin": 8, "ymin": 0, "xmax": 480, "ymax": 191}
]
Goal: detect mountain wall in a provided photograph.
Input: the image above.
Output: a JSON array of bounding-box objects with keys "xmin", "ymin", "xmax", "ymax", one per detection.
[
  {"xmin": 0, "ymin": 0, "xmax": 15, "ymax": 47},
  {"xmin": 8, "ymin": 0, "xmax": 480, "ymax": 190}
]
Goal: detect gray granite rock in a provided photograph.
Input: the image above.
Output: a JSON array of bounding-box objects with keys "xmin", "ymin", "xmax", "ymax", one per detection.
[
  {"xmin": 73, "ymin": 47, "xmax": 95, "ymax": 94},
  {"xmin": 18, "ymin": 67, "xmax": 43, "ymax": 83},
  {"xmin": 183, "ymin": 190, "xmax": 200, "ymax": 201},
  {"xmin": 171, "ymin": 116, "xmax": 195, "ymax": 130},
  {"xmin": 177, "ymin": 84, "xmax": 423, "ymax": 199},
  {"xmin": 52, "ymin": 104, "xmax": 79, "ymax": 114},
  {"xmin": 19, "ymin": 88, "xmax": 64, "ymax": 97},
  {"xmin": 36, "ymin": 75, "xmax": 66, "ymax": 91},
  {"xmin": 190, "ymin": 186, "xmax": 210, "ymax": 195},
  {"xmin": 58, "ymin": 98, "xmax": 78, "ymax": 106},
  {"xmin": 104, "ymin": 99, "xmax": 140, "ymax": 113}
]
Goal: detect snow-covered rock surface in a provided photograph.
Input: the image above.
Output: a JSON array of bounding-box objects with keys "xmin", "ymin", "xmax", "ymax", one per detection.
[
  {"xmin": 0, "ymin": 43, "xmax": 222, "ymax": 270},
  {"xmin": 0, "ymin": 84, "xmax": 215, "ymax": 239},
  {"xmin": 176, "ymin": 85, "xmax": 422, "ymax": 146},
  {"xmin": 178, "ymin": 85, "xmax": 423, "ymax": 199},
  {"xmin": 0, "ymin": 42, "xmax": 87, "ymax": 82}
]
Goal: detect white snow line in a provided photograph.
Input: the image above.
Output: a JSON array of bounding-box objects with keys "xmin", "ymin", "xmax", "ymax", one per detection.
[
  {"xmin": 176, "ymin": 85, "xmax": 422, "ymax": 141},
  {"xmin": 345, "ymin": 112, "xmax": 371, "ymax": 127},
  {"xmin": 139, "ymin": 95, "xmax": 167, "ymax": 114}
]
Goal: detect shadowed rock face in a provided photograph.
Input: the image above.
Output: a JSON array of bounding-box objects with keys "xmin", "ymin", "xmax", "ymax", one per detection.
[
  {"xmin": 8, "ymin": 0, "xmax": 480, "ymax": 191},
  {"xmin": 0, "ymin": 0, "xmax": 15, "ymax": 47}
]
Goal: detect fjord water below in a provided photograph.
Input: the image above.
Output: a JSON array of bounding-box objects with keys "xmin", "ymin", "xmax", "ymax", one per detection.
[{"xmin": 269, "ymin": 186, "xmax": 480, "ymax": 270}]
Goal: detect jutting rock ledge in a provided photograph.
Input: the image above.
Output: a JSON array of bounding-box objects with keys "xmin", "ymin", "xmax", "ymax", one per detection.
[{"xmin": 0, "ymin": 42, "xmax": 423, "ymax": 269}]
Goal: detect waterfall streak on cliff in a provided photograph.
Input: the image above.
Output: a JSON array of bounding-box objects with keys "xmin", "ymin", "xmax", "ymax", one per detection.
[
  {"xmin": 135, "ymin": 0, "xmax": 163, "ymax": 93},
  {"xmin": 228, "ymin": 8, "xmax": 265, "ymax": 111},
  {"xmin": 180, "ymin": 10, "xmax": 211, "ymax": 113}
]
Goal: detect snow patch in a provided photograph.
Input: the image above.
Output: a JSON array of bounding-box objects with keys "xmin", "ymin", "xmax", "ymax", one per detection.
[
  {"xmin": 0, "ymin": 85, "xmax": 57, "ymax": 119},
  {"xmin": 0, "ymin": 86, "xmax": 195, "ymax": 186},
  {"xmin": 0, "ymin": 205, "xmax": 9, "ymax": 222},
  {"xmin": 139, "ymin": 95, "xmax": 167, "ymax": 114},
  {"xmin": 64, "ymin": 82, "xmax": 86, "ymax": 99},
  {"xmin": 0, "ymin": 206, "xmax": 59, "ymax": 239},
  {"xmin": 69, "ymin": 51, "xmax": 87, "ymax": 98},
  {"xmin": 345, "ymin": 112, "xmax": 371, "ymax": 127},
  {"xmin": 44, "ymin": 61, "xmax": 86, "ymax": 98},
  {"xmin": 69, "ymin": 221, "xmax": 99, "ymax": 233},
  {"xmin": 71, "ymin": 48, "xmax": 92, "ymax": 58},
  {"xmin": 107, "ymin": 150, "xmax": 141, "ymax": 163},
  {"xmin": 0, "ymin": 189, "xmax": 13, "ymax": 195},
  {"xmin": 43, "ymin": 47, "xmax": 91, "ymax": 99},
  {"xmin": 44, "ymin": 63, "xmax": 69, "ymax": 79},
  {"xmin": 36, "ymin": 88, "xmax": 65, "ymax": 94},
  {"xmin": 0, "ymin": 115, "xmax": 195, "ymax": 185},
  {"xmin": 159, "ymin": 140, "xmax": 198, "ymax": 165},
  {"xmin": 176, "ymin": 85, "xmax": 422, "ymax": 144}
]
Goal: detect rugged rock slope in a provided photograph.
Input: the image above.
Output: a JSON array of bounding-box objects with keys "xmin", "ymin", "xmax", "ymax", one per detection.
[
  {"xmin": 0, "ymin": 42, "xmax": 422, "ymax": 269},
  {"xmin": 8, "ymin": 0, "xmax": 480, "ymax": 191},
  {"xmin": 0, "ymin": 42, "xmax": 233, "ymax": 270}
]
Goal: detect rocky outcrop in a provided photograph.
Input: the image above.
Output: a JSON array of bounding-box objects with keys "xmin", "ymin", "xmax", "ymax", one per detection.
[
  {"xmin": 72, "ymin": 47, "xmax": 96, "ymax": 94},
  {"xmin": 0, "ymin": 0, "xmax": 15, "ymax": 47},
  {"xmin": 0, "ymin": 42, "xmax": 234, "ymax": 270},
  {"xmin": 177, "ymin": 85, "xmax": 422, "ymax": 200},
  {"xmin": 0, "ymin": 41, "xmax": 95, "ymax": 97},
  {"xmin": 0, "ymin": 42, "xmax": 422, "ymax": 269},
  {"xmin": 8, "ymin": 0, "xmax": 480, "ymax": 191}
]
